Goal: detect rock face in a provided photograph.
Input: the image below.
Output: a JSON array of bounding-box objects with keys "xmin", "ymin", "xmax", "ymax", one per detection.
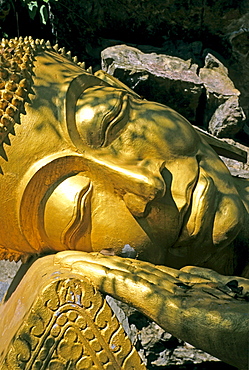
[
  {"xmin": 49, "ymin": 0, "xmax": 249, "ymax": 51},
  {"xmin": 209, "ymin": 96, "xmax": 246, "ymax": 137},
  {"xmin": 101, "ymin": 45, "xmax": 246, "ymax": 138},
  {"xmin": 199, "ymin": 53, "xmax": 246, "ymax": 136}
]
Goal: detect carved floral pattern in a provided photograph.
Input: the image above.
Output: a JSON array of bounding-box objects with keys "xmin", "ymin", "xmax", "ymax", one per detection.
[{"xmin": 1, "ymin": 277, "xmax": 146, "ymax": 369}]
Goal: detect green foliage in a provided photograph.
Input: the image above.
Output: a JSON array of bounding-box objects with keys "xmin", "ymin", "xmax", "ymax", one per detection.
[{"xmin": 20, "ymin": 0, "xmax": 58, "ymax": 24}]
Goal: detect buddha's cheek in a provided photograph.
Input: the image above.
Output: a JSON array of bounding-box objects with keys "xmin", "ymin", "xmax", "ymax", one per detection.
[
  {"xmin": 43, "ymin": 176, "xmax": 173, "ymax": 264},
  {"xmin": 84, "ymin": 192, "xmax": 178, "ymax": 264},
  {"xmin": 87, "ymin": 194, "xmax": 159, "ymax": 263}
]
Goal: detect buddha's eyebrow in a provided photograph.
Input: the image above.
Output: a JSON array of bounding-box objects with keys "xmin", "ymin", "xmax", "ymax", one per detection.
[{"xmin": 94, "ymin": 70, "xmax": 140, "ymax": 98}]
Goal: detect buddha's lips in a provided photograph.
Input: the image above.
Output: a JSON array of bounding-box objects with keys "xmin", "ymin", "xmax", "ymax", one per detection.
[{"xmin": 172, "ymin": 166, "xmax": 217, "ymax": 250}]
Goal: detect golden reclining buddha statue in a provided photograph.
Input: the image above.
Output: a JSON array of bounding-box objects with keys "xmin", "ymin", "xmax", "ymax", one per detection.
[{"xmin": 0, "ymin": 36, "xmax": 248, "ymax": 369}]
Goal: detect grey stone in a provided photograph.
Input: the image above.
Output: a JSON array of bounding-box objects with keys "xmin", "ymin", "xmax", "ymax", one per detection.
[
  {"xmin": 199, "ymin": 53, "xmax": 244, "ymax": 131},
  {"xmin": 199, "ymin": 53, "xmax": 239, "ymax": 96},
  {"xmin": 0, "ymin": 281, "xmax": 9, "ymax": 302},
  {"xmin": 0, "ymin": 259, "xmax": 21, "ymax": 282},
  {"xmin": 209, "ymin": 96, "xmax": 246, "ymax": 138},
  {"xmin": 0, "ymin": 259, "xmax": 21, "ymax": 303}
]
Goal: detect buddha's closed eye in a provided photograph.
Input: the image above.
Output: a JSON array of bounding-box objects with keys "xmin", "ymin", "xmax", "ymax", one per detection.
[{"xmin": 75, "ymin": 86, "xmax": 130, "ymax": 148}]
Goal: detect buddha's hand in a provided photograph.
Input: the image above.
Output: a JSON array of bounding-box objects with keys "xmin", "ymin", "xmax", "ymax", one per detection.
[
  {"xmin": 54, "ymin": 250, "xmax": 249, "ymax": 369},
  {"xmin": 54, "ymin": 250, "xmax": 249, "ymax": 304}
]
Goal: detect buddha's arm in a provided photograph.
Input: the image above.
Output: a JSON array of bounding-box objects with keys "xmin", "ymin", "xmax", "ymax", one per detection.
[{"xmin": 55, "ymin": 251, "xmax": 249, "ymax": 369}]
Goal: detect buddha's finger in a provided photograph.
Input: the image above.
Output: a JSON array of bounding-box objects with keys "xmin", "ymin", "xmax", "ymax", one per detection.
[
  {"xmin": 180, "ymin": 265, "xmax": 249, "ymax": 295},
  {"xmin": 54, "ymin": 250, "xmax": 181, "ymax": 287}
]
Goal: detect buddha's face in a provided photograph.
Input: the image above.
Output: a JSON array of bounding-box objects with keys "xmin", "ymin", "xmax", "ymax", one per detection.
[
  {"xmin": 0, "ymin": 46, "xmax": 245, "ymax": 271},
  {"xmin": 44, "ymin": 73, "xmax": 245, "ymax": 269}
]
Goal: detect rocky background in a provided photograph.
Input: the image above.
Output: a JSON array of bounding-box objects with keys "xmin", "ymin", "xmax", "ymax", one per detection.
[{"xmin": 0, "ymin": 0, "xmax": 249, "ymax": 368}]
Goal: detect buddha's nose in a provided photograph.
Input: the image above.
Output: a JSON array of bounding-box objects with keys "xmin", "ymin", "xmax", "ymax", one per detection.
[
  {"xmin": 88, "ymin": 154, "xmax": 166, "ymax": 217},
  {"xmin": 122, "ymin": 158, "xmax": 166, "ymax": 217}
]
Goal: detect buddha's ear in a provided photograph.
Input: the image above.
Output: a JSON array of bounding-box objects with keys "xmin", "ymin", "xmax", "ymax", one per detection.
[{"xmin": 94, "ymin": 70, "xmax": 140, "ymax": 98}]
